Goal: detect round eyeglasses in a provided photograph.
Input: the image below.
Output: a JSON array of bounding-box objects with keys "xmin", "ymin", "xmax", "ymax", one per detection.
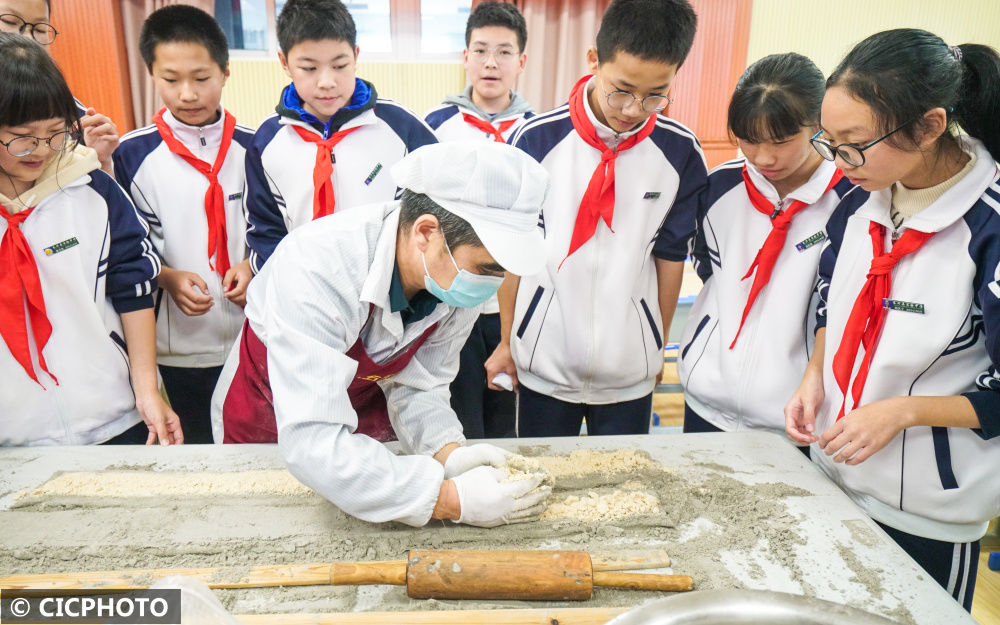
[
  {"xmin": 0, "ymin": 14, "xmax": 58, "ymax": 45},
  {"xmin": 599, "ymin": 78, "xmax": 672, "ymax": 114},
  {"xmin": 810, "ymin": 118, "xmax": 915, "ymax": 167},
  {"xmin": 0, "ymin": 131, "xmax": 75, "ymax": 157}
]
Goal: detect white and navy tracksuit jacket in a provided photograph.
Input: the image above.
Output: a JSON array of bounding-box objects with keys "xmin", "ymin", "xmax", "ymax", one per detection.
[
  {"xmin": 245, "ymin": 80, "xmax": 437, "ymax": 273},
  {"xmin": 1, "ymin": 149, "xmax": 160, "ymax": 446},
  {"xmin": 113, "ymin": 110, "xmax": 255, "ymax": 368},
  {"xmin": 679, "ymin": 158, "xmax": 853, "ymax": 435},
  {"xmin": 424, "ymin": 87, "xmax": 534, "ymax": 144},
  {"xmin": 508, "ymin": 95, "xmax": 706, "ymax": 404},
  {"xmin": 813, "ymin": 137, "xmax": 1000, "ymax": 543}
]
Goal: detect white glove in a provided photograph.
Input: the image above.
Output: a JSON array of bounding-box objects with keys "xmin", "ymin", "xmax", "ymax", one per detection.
[
  {"xmin": 451, "ymin": 466, "xmax": 551, "ymax": 528},
  {"xmin": 443, "ymin": 443, "xmax": 511, "ymax": 479}
]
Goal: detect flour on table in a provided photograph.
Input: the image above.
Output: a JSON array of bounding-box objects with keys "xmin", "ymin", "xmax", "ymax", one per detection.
[{"xmin": 19, "ymin": 470, "xmax": 313, "ymax": 499}]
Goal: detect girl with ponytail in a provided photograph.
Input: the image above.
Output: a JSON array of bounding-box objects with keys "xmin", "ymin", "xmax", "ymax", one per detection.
[{"xmin": 785, "ymin": 28, "xmax": 1000, "ymax": 609}]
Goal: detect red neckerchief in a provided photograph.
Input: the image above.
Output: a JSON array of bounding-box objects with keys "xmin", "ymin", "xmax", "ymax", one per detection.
[
  {"xmin": 831, "ymin": 222, "xmax": 934, "ymax": 419},
  {"xmin": 153, "ymin": 108, "xmax": 236, "ymax": 278},
  {"xmin": 291, "ymin": 124, "xmax": 361, "ymax": 219},
  {"xmin": 560, "ymin": 75, "xmax": 657, "ymax": 269},
  {"xmin": 461, "ymin": 112, "xmax": 517, "ymax": 143},
  {"xmin": 1, "ymin": 205, "xmax": 57, "ymax": 387},
  {"xmin": 729, "ymin": 166, "xmax": 844, "ymax": 348}
]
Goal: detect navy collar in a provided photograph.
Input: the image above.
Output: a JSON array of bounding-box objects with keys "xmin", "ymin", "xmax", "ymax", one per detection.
[{"xmin": 389, "ymin": 262, "xmax": 441, "ymax": 326}]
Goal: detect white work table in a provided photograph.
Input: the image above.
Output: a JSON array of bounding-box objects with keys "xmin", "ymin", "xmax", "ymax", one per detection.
[{"xmin": 0, "ymin": 432, "xmax": 976, "ymax": 624}]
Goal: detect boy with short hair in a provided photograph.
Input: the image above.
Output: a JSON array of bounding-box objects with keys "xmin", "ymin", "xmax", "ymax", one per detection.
[
  {"xmin": 425, "ymin": 1, "xmax": 532, "ymax": 143},
  {"xmin": 246, "ymin": 0, "xmax": 437, "ymax": 273},
  {"xmin": 487, "ymin": 0, "xmax": 706, "ymax": 436},
  {"xmin": 424, "ymin": 0, "xmax": 533, "ymax": 439},
  {"xmin": 113, "ymin": 4, "xmax": 255, "ymax": 443},
  {"xmin": 0, "ymin": 0, "xmax": 119, "ymax": 171}
]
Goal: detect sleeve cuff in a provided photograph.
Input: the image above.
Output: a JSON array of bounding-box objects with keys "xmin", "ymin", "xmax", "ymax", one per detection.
[
  {"xmin": 963, "ymin": 390, "xmax": 1000, "ymax": 440},
  {"xmin": 652, "ymin": 247, "xmax": 688, "ymax": 262},
  {"xmin": 112, "ymin": 292, "xmax": 154, "ymax": 314}
]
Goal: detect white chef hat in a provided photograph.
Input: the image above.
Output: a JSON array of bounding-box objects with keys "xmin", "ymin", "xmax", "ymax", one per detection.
[{"xmin": 391, "ymin": 141, "xmax": 549, "ymax": 277}]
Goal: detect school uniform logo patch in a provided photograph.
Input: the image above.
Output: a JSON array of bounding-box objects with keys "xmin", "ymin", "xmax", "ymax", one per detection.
[
  {"xmin": 882, "ymin": 299, "xmax": 925, "ymax": 314},
  {"xmin": 43, "ymin": 237, "xmax": 79, "ymax": 255},
  {"xmin": 643, "ymin": 191, "xmax": 661, "ymax": 200},
  {"xmin": 228, "ymin": 192, "xmax": 243, "ymax": 201},
  {"xmin": 365, "ymin": 163, "xmax": 383, "ymax": 186},
  {"xmin": 795, "ymin": 231, "xmax": 827, "ymax": 251}
]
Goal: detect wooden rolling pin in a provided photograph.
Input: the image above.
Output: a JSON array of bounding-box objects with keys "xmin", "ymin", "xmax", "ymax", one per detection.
[
  {"xmin": 0, "ymin": 550, "xmax": 692, "ymax": 601},
  {"xmin": 0, "ymin": 549, "xmax": 673, "ymax": 591}
]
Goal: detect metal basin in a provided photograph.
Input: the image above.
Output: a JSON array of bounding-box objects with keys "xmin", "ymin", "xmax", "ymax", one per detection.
[{"xmin": 607, "ymin": 590, "xmax": 902, "ymax": 625}]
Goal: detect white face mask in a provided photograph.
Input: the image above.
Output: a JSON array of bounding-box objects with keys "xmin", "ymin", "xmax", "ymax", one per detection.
[{"xmin": 421, "ymin": 233, "xmax": 503, "ymax": 308}]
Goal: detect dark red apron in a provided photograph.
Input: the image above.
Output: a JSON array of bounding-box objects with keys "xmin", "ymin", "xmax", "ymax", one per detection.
[{"xmin": 222, "ymin": 310, "xmax": 438, "ymax": 443}]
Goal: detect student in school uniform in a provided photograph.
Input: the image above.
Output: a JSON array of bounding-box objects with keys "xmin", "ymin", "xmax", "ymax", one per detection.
[
  {"xmin": 0, "ymin": 34, "xmax": 182, "ymax": 446},
  {"xmin": 113, "ymin": 6, "xmax": 254, "ymax": 444},
  {"xmin": 785, "ymin": 29, "xmax": 1000, "ymax": 610},
  {"xmin": 0, "ymin": 0, "xmax": 119, "ymax": 171},
  {"xmin": 245, "ymin": 0, "xmax": 437, "ymax": 273},
  {"xmin": 214, "ymin": 141, "xmax": 551, "ymax": 527},
  {"xmin": 424, "ymin": 1, "xmax": 533, "ymax": 439},
  {"xmin": 487, "ymin": 0, "xmax": 706, "ymax": 437},
  {"xmin": 678, "ymin": 53, "xmax": 853, "ymax": 441}
]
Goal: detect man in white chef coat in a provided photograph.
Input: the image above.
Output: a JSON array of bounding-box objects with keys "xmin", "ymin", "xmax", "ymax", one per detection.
[{"xmin": 214, "ymin": 141, "xmax": 551, "ymax": 527}]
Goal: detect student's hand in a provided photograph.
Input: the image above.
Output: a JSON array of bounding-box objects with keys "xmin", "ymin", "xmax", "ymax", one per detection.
[
  {"xmin": 485, "ymin": 342, "xmax": 518, "ymax": 391},
  {"xmin": 785, "ymin": 367, "xmax": 824, "ymax": 445},
  {"xmin": 81, "ymin": 107, "xmax": 119, "ymax": 172},
  {"xmin": 451, "ymin": 466, "xmax": 550, "ymax": 528},
  {"xmin": 222, "ymin": 259, "xmax": 253, "ymax": 307},
  {"xmin": 818, "ymin": 397, "xmax": 910, "ymax": 465},
  {"xmin": 161, "ymin": 267, "xmax": 213, "ymax": 316},
  {"xmin": 134, "ymin": 391, "xmax": 184, "ymax": 446},
  {"xmin": 443, "ymin": 443, "xmax": 511, "ymax": 479}
]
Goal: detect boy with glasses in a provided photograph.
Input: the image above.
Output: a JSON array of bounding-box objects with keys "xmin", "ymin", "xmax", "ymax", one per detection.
[
  {"xmin": 244, "ymin": 0, "xmax": 437, "ymax": 274},
  {"xmin": 0, "ymin": 0, "xmax": 119, "ymax": 173},
  {"xmin": 424, "ymin": 1, "xmax": 533, "ymax": 440},
  {"xmin": 487, "ymin": 0, "xmax": 706, "ymax": 437}
]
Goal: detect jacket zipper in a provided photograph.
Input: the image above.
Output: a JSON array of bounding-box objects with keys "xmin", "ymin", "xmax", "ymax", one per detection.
[
  {"xmin": 736, "ymin": 197, "xmax": 784, "ymax": 425},
  {"xmin": 198, "ymin": 127, "xmax": 206, "ymax": 147}
]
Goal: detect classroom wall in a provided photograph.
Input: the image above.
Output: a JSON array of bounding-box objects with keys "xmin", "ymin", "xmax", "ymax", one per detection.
[
  {"xmin": 223, "ymin": 60, "xmax": 466, "ymax": 129},
  {"xmin": 746, "ymin": 0, "xmax": 1000, "ymax": 74}
]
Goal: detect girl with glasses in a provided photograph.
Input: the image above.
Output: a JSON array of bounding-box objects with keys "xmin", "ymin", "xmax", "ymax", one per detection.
[
  {"xmin": 0, "ymin": 34, "xmax": 182, "ymax": 447},
  {"xmin": 679, "ymin": 53, "xmax": 852, "ymax": 443},
  {"xmin": 785, "ymin": 29, "xmax": 1000, "ymax": 610}
]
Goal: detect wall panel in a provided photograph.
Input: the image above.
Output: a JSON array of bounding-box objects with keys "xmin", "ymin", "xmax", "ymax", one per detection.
[{"xmin": 747, "ymin": 0, "xmax": 1000, "ymax": 74}]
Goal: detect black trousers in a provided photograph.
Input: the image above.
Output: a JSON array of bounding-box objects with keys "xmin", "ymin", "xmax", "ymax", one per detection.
[
  {"xmin": 101, "ymin": 420, "xmax": 150, "ymax": 445},
  {"xmin": 449, "ymin": 314, "xmax": 515, "ymax": 439},
  {"xmin": 877, "ymin": 521, "xmax": 979, "ymax": 611},
  {"xmin": 517, "ymin": 384, "xmax": 652, "ymax": 437},
  {"xmin": 158, "ymin": 364, "xmax": 223, "ymax": 444}
]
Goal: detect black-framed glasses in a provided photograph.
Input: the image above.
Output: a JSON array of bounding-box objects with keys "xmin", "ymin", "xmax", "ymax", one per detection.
[
  {"xmin": 599, "ymin": 78, "xmax": 672, "ymax": 114},
  {"xmin": 0, "ymin": 13, "xmax": 58, "ymax": 45},
  {"xmin": 810, "ymin": 118, "xmax": 915, "ymax": 167},
  {"xmin": 0, "ymin": 131, "xmax": 75, "ymax": 157}
]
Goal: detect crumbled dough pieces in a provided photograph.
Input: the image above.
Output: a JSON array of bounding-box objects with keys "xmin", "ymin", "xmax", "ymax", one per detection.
[
  {"xmin": 502, "ymin": 454, "xmax": 553, "ymax": 485},
  {"xmin": 534, "ymin": 449, "xmax": 667, "ymax": 478},
  {"xmin": 20, "ymin": 470, "xmax": 313, "ymax": 499},
  {"xmin": 540, "ymin": 490, "xmax": 660, "ymax": 522}
]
